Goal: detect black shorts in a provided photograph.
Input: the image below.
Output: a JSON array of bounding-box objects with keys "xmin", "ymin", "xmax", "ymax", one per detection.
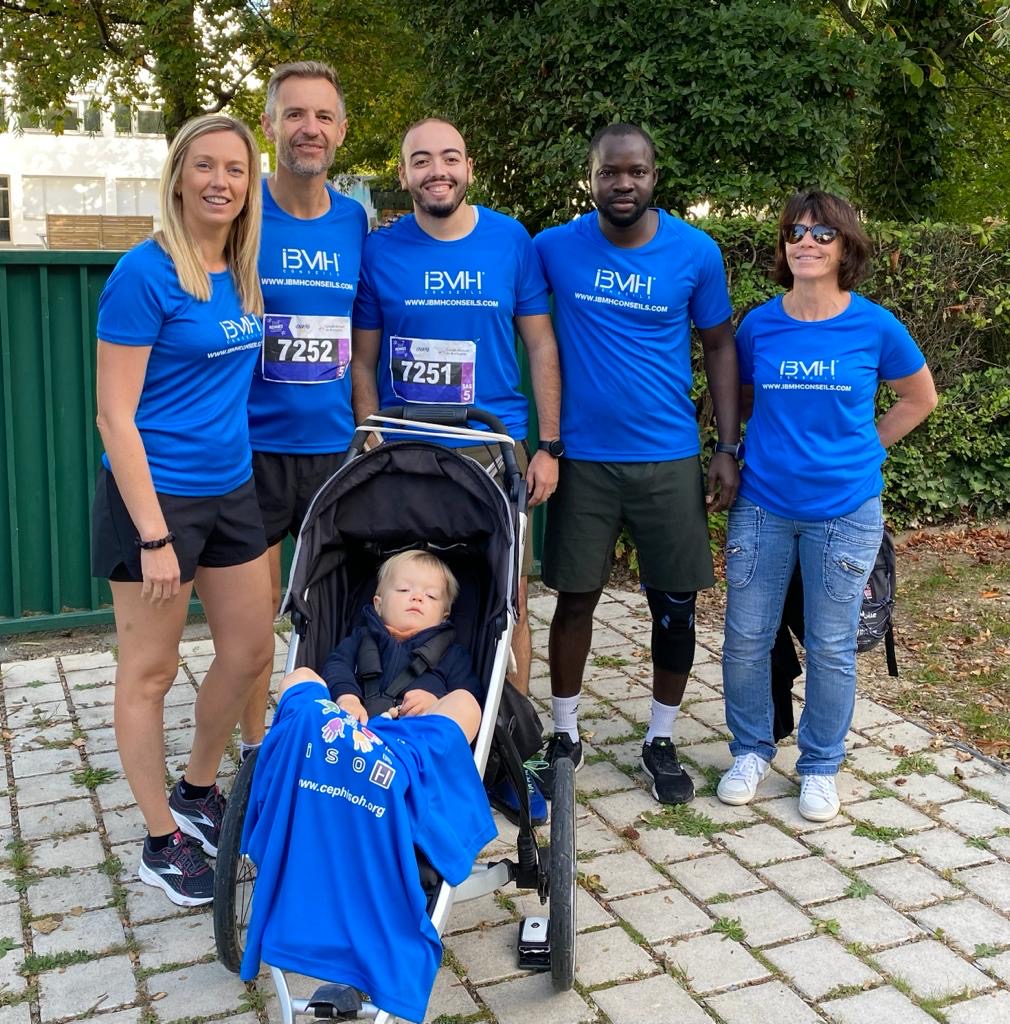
[
  {"xmin": 542, "ymin": 457, "xmax": 715, "ymax": 593},
  {"xmin": 91, "ymin": 468, "xmax": 267, "ymax": 584},
  {"xmin": 252, "ymin": 450, "xmax": 346, "ymax": 546}
]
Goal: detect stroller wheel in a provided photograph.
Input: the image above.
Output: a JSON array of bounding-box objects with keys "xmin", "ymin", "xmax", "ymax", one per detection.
[
  {"xmin": 214, "ymin": 748, "xmax": 258, "ymax": 973},
  {"xmin": 548, "ymin": 756, "xmax": 577, "ymax": 991}
]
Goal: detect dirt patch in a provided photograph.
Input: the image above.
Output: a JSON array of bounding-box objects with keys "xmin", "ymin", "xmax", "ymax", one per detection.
[{"xmin": 858, "ymin": 525, "xmax": 1010, "ymax": 762}]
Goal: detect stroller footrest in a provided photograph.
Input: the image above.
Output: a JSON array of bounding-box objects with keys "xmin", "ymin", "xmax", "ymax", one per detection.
[{"xmin": 307, "ymin": 984, "xmax": 363, "ymax": 1018}]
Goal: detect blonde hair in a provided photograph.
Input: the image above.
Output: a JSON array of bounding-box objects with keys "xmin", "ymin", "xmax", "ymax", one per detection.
[
  {"xmin": 265, "ymin": 62, "xmax": 345, "ymax": 122},
  {"xmin": 376, "ymin": 550, "xmax": 460, "ymax": 608},
  {"xmin": 155, "ymin": 114, "xmax": 263, "ymax": 315}
]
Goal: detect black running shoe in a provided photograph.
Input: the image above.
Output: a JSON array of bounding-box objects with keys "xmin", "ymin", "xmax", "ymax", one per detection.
[
  {"xmin": 641, "ymin": 737, "xmax": 694, "ymax": 805},
  {"xmin": 540, "ymin": 732, "xmax": 584, "ymax": 800},
  {"xmin": 169, "ymin": 782, "xmax": 225, "ymax": 856},
  {"xmin": 138, "ymin": 830, "xmax": 214, "ymax": 906}
]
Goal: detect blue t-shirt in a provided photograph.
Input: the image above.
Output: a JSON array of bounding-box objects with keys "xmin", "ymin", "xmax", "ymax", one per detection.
[
  {"xmin": 97, "ymin": 239, "xmax": 263, "ymax": 495},
  {"xmin": 353, "ymin": 206, "xmax": 549, "ymax": 444},
  {"xmin": 240, "ymin": 681, "xmax": 496, "ymax": 1023},
  {"xmin": 533, "ymin": 210, "xmax": 732, "ymax": 461},
  {"xmin": 249, "ymin": 181, "xmax": 368, "ymax": 454},
  {"xmin": 737, "ymin": 293, "xmax": 926, "ymax": 520}
]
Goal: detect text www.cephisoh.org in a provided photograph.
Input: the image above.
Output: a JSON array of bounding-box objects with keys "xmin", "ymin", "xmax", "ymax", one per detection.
[{"xmin": 299, "ymin": 777, "xmax": 386, "ymax": 818}]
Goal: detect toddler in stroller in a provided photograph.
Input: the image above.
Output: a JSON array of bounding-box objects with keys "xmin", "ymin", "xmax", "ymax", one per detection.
[
  {"xmin": 213, "ymin": 408, "xmax": 578, "ymax": 1023},
  {"xmin": 315, "ymin": 549, "xmax": 483, "ymax": 726},
  {"xmin": 237, "ymin": 549, "xmax": 495, "ymax": 1022}
]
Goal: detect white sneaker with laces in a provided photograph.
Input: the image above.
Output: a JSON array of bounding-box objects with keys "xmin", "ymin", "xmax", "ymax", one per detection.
[
  {"xmin": 717, "ymin": 753, "xmax": 771, "ymax": 806},
  {"xmin": 799, "ymin": 774, "xmax": 840, "ymax": 822}
]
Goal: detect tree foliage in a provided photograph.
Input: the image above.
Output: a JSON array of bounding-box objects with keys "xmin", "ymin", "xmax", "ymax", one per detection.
[
  {"xmin": 0, "ymin": 0, "xmax": 422, "ymax": 169},
  {"xmin": 822, "ymin": 0, "xmax": 1010, "ymax": 219},
  {"xmin": 405, "ymin": 0, "xmax": 876, "ymax": 232}
]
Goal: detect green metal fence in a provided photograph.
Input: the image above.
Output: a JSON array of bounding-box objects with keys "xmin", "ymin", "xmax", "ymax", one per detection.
[
  {"xmin": 0, "ymin": 250, "xmax": 545, "ymax": 636},
  {"xmin": 0, "ymin": 251, "xmax": 118, "ymax": 634}
]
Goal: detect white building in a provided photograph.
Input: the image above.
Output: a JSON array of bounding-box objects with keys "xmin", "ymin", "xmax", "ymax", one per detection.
[
  {"xmin": 0, "ymin": 94, "xmax": 378, "ymax": 247},
  {"xmin": 0, "ymin": 98, "xmax": 169, "ymax": 247}
]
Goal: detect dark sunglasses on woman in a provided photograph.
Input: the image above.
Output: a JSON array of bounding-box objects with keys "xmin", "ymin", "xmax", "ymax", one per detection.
[{"xmin": 785, "ymin": 223, "xmax": 839, "ymax": 245}]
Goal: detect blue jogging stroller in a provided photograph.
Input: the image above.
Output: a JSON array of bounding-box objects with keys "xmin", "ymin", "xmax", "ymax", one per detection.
[{"xmin": 213, "ymin": 406, "xmax": 577, "ymax": 1022}]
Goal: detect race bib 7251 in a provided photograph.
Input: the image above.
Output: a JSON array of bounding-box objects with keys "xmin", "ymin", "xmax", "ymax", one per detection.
[{"xmin": 389, "ymin": 336, "xmax": 476, "ymax": 404}]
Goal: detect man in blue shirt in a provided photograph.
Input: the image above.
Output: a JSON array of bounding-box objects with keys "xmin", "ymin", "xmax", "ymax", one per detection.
[
  {"xmin": 534, "ymin": 124, "xmax": 740, "ymax": 806},
  {"xmin": 351, "ymin": 118, "xmax": 561, "ymax": 823},
  {"xmin": 240, "ymin": 62, "xmax": 368, "ymax": 757}
]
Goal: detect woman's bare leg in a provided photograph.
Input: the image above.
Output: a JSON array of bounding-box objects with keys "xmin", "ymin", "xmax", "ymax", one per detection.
[
  {"xmin": 111, "ymin": 580, "xmax": 193, "ymax": 836},
  {"xmin": 187, "ymin": 555, "xmax": 274, "ymax": 785}
]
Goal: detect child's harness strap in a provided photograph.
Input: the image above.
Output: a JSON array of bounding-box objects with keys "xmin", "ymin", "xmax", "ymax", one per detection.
[{"xmin": 356, "ymin": 627, "xmax": 457, "ymax": 705}]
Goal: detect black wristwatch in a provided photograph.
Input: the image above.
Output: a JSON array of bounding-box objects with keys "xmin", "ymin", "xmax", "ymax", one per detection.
[
  {"xmin": 714, "ymin": 441, "xmax": 742, "ymax": 459},
  {"xmin": 537, "ymin": 438, "xmax": 565, "ymax": 458}
]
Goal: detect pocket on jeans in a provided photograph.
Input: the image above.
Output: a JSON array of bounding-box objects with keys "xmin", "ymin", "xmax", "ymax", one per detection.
[
  {"xmin": 822, "ymin": 513, "xmax": 882, "ymax": 603},
  {"xmin": 725, "ymin": 502, "xmax": 761, "ymax": 589}
]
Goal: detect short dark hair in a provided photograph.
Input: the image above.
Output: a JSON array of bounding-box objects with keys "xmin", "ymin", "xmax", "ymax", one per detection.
[
  {"xmin": 265, "ymin": 62, "xmax": 345, "ymax": 121},
  {"xmin": 398, "ymin": 117, "xmax": 467, "ymax": 163},
  {"xmin": 773, "ymin": 190, "xmax": 871, "ymax": 291},
  {"xmin": 588, "ymin": 123, "xmax": 656, "ymax": 170}
]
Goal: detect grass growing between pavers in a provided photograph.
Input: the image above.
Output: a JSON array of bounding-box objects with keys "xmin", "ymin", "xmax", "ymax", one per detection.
[
  {"xmin": 852, "ymin": 823, "xmax": 908, "ymax": 843},
  {"xmin": 712, "ymin": 917, "xmax": 745, "ymax": 942},
  {"xmin": 71, "ymin": 766, "xmax": 117, "ymax": 790},
  {"xmin": 896, "ymin": 754, "xmax": 938, "ymax": 776},
  {"xmin": 639, "ymin": 804, "xmax": 720, "ymax": 838}
]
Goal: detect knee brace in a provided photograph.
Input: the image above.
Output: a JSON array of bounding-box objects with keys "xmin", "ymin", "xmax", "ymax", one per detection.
[{"xmin": 645, "ymin": 589, "xmax": 697, "ymax": 675}]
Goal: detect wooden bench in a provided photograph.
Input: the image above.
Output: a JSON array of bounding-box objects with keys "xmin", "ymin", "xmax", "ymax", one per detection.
[{"xmin": 45, "ymin": 215, "xmax": 153, "ymax": 251}]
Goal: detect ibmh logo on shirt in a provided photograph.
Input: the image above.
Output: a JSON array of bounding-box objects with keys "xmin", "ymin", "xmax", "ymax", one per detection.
[
  {"xmin": 779, "ymin": 359, "xmax": 838, "ymax": 380},
  {"xmin": 281, "ymin": 248, "xmax": 341, "ymax": 274},
  {"xmin": 423, "ymin": 269, "xmax": 484, "ymax": 293},
  {"xmin": 219, "ymin": 315, "xmax": 261, "ymax": 342},
  {"xmin": 593, "ymin": 268, "xmax": 654, "ymax": 298}
]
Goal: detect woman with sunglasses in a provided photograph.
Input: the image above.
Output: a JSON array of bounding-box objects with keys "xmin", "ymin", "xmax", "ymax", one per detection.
[
  {"xmin": 92, "ymin": 114, "xmax": 275, "ymax": 905},
  {"xmin": 716, "ymin": 190, "xmax": 936, "ymax": 821}
]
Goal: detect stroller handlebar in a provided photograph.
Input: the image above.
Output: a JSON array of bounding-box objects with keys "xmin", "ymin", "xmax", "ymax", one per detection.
[{"xmin": 345, "ymin": 405, "xmax": 525, "ymax": 502}]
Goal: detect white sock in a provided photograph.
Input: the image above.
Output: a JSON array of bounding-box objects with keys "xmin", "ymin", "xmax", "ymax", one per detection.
[
  {"xmin": 552, "ymin": 695, "xmax": 580, "ymax": 742},
  {"xmin": 645, "ymin": 699, "xmax": 680, "ymax": 744},
  {"xmin": 240, "ymin": 740, "xmax": 262, "ymax": 760}
]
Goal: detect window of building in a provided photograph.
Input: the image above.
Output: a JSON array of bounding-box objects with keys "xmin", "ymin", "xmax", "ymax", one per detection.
[
  {"xmin": 136, "ymin": 108, "xmax": 165, "ymax": 136},
  {"xmin": 116, "ymin": 178, "xmax": 159, "ymax": 217},
  {"xmin": 24, "ymin": 105, "xmax": 81, "ymax": 133},
  {"xmin": 114, "ymin": 103, "xmax": 133, "ymax": 135},
  {"xmin": 0, "ymin": 176, "xmax": 11, "ymax": 243},
  {"xmin": 83, "ymin": 102, "xmax": 102, "ymax": 134},
  {"xmin": 22, "ymin": 175, "xmax": 105, "ymax": 221}
]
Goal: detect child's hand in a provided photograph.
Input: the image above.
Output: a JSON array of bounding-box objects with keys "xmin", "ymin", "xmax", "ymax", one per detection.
[
  {"xmin": 400, "ymin": 689, "xmax": 438, "ymax": 716},
  {"xmin": 337, "ymin": 695, "xmax": 368, "ymax": 724}
]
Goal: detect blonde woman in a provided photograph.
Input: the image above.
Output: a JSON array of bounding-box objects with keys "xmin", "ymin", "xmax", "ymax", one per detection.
[{"xmin": 92, "ymin": 114, "xmax": 274, "ymax": 905}]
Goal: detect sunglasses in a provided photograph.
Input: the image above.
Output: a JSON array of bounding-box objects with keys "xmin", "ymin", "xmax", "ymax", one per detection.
[{"xmin": 785, "ymin": 223, "xmax": 839, "ymax": 245}]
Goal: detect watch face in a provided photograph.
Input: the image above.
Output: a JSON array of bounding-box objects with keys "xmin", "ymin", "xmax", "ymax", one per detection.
[{"xmin": 541, "ymin": 439, "xmax": 564, "ymax": 457}]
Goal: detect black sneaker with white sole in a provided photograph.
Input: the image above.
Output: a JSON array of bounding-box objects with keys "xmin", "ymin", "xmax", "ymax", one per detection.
[
  {"xmin": 169, "ymin": 781, "xmax": 225, "ymax": 856},
  {"xmin": 641, "ymin": 737, "xmax": 694, "ymax": 805},
  {"xmin": 138, "ymin": 830, "xmax": 214, "ymax": 906}
]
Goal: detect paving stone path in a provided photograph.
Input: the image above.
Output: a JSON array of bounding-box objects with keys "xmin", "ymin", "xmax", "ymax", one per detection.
[{"xmin": 2, "ymin": 587, "xmax": 1010, "ymax": 1024}]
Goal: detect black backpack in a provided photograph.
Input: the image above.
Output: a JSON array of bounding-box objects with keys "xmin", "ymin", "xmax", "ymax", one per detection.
[{"xmin": 856, "ymin": 528, "xmax": 898, "ymax": 676}]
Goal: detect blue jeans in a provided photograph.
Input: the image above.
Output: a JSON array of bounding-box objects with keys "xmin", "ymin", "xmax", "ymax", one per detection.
[{"xmin": 722, "ymin": 496, "xmax": 883, "ymax": 775}]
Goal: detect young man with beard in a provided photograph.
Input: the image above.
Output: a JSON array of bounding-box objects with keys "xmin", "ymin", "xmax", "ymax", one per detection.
[
  {"xmin": 240, "ymin": 62, "xmax": 368, "ymax": 757},
  {"xmin": 533, "ymin": 123, "xmax": 740, "ymax": 806},
  {"xmin": 351, "ymin": 118, "xmax": 561, "ymax": 825}
]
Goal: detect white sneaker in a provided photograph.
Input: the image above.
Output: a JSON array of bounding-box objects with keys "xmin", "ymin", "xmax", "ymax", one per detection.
[
  {"xmin": 799, "ymin": 774, "xmax": 840, "ymax": 822},
  {"xmin": 717, "ymin": 753, "xmax": 771, "ymax": 806}
]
